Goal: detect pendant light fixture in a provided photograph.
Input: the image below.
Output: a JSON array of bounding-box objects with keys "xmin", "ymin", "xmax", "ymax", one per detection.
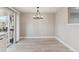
[{"xmin": 33, "ymin": 7, "xmax": 43, "ymax": 19}]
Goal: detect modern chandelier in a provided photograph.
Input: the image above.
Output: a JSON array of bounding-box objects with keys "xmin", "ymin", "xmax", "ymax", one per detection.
[{"xmin": 33, "ymin": 7, "xmax": 43, "ymax": 19}]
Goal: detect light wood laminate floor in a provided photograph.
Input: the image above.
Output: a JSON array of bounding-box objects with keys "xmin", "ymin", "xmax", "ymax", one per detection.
[{"xmin": 7, "ymin": 38, "xmax": 72, "ymax": 52}]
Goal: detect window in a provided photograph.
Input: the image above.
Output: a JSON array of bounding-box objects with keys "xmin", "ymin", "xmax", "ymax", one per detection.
[{"xmin": 68, "ymin": 7, "xmax": 79, "ymax": 24}]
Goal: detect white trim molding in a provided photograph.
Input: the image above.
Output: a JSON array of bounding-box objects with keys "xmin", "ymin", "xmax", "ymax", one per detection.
[
  {"xmin": 55, "ymin": 36, "xmax": 77, "ymax": 52},
  {"xmin": 8, "ymin": 7, "xmax": 20, "ymax": 14},
  {"xmin": 20, "ymin": 36, "xmax": 56, "ymax": 39}
]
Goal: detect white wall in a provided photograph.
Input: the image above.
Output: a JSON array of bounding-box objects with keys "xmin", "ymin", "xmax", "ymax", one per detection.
[
  {"xmin": 56, "ymin": 8, "xmax": 79, "ymax": 51},
  {"xmin": 20, "ymin": 13, "xmax": 55, "ymax": 37},
  {"xmin": 15, "ymin": 14, "xmax": 20, "ymax": 42}
]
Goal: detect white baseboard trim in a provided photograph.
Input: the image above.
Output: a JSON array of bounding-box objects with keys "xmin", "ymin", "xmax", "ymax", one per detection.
[
  {"xmin": 55, "ymin": 36, "xmax": 77, "ymax": 52},
  {"xmin": 20, "ymin": 36, "xmax": 56, "ymax": 39}
]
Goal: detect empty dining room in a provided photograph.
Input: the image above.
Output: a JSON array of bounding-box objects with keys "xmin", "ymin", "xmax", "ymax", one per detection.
[{"xmin": 0, "ymin": 7, "xmax": 79, "ymax": 52}]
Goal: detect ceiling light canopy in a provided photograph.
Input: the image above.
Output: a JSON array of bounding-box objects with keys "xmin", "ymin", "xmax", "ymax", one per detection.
[{"xmin": 33, "ymin": 7, "xmax": 43, "ymax": 19}]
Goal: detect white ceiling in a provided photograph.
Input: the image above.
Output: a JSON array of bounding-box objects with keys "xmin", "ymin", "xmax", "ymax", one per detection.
[{"xmin": 14, "ymin": 7, "xmax": 62, "ymax": 13}]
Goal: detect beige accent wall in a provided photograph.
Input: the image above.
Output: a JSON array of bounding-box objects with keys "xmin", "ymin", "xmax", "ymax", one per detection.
[
  {"xmin": 56, "ymin": 8, "xmax": 79, "ymax": 51},
  {"xmin": 20, "ymin": 13, "xmax": 55, "ymax": 37}
]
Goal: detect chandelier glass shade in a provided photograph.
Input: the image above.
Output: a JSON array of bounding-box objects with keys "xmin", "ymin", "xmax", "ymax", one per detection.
[{"xmin": 33, "ymin": 7, "xmax": 43, "ymax": 19}]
